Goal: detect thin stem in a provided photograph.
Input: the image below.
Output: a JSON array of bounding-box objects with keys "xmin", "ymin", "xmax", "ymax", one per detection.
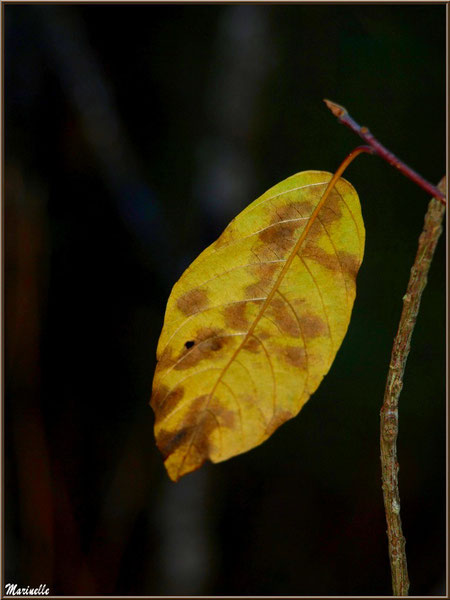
[
  {"xmin": 380, "ymin": 177, "xmax": 446, "ymax": 596},
  {"xmin": 323, "ymin": 99, "xmax": 446, "ymax": 205},
  {"xmin": 323, "ymin": 145, "xmax": 375, "ymax": 188}
]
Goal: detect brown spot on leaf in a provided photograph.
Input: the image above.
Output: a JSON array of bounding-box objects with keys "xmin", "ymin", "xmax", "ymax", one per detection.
[
  {"xmin": 298, "ymin": 192, "xmax": 341, "ymax": 247},
  {"xmin": 155, "ymin": 347, "xmax": 176, "ymax": 375},
  {"xmin": 157, "ymin": 427, "xmax": 191, "ymax": 459},
  {"xmin": 183, "ymin": 395, "xmax": 218, "ymax": 458},
  {"xmin": 250, "ymin": 261, "xmax": 279, "ymax": 281},
  {"xmin": 252, "ymin": 245, "xmax": 284, "ymax": 263},
  {"xmin": 191, "ymin": 417, "xmax": 216, "ymax": 458},
  {"xmin": 302, "ymin": 243, "xmax": 340, "ymax": 272},
  {"xmin": 175, "ymin": 346, "xmax": 206, "ymax": 370},
  {"xmin": 245, "ymin": 280, "xmax": 269, "ymax": 299},
  {"xmin": 284, "ymin": 346, "xmax": 307, "ymax": 368},
  {"xmin": 157, "ymin": 393, "xmax": 235, "ymax": 472},
  {"xmin": 320, "ymin": 190, "xmax": 342, "ymax": 227},
  {"xmin": 257, "ymin": 201, "xmax": 313, "ymax": 253},
  {"xmin": 302, "ymin": 245, "xmax": 360, "ymax": 284},
  {"xmin": 276, "ymin": 200, "xmax": 313, "ymax": 221},
  {"xmin": 338, "ymin": 251, "xmax": 360, "ymax": 280},
  {"xmin": 151, "ymin": 385, "xmax": 185, "ymax": 420},
  {"xmin": 177, "ymin": 288, "xmax": 209, "ymax": 316},
  {"xmin": 196, "ymin": 327, "xmax": 222, "ymax": 342},
  {"xmin": 157, "ymin": 395, "xmax": 213, "ymax": 459},
  {"xmin": 209, "ymin": 338, "xmax": 224, "ymax": 351},
  {"xmin": 150, "ymin": 383, "xmax": 169, "ymax": 411},
  {"xmin": 175, "ymin": 327, "xmax": 228, "ymax": 370},
  {"xmin": 305, "ymin": 219, "xmax": 323, "ymax": 242},
  {"xmin": 265, "ymin": 409, "xmax": 293, "ymax": 436},
  {"xmin": 301, "ymin": 313, "xmax": 327, "ymax": 339},
  {"xmin": 243, "ymin": 337, "xmax": 260, "ymax": 353},
  {"xmin": 209, "ymin": 398, "xmax": 236, "ymax": 429},
  {"xmin": 268, "ymin": 297, "xmax": 300, "ymax": 337},
  {"xmin": 224, "ymin": 302, "xmax": 249, "ymax": 330},
  {"xmin": 259, "ymin": 220, "xmax": 298, "ymax": 252}
]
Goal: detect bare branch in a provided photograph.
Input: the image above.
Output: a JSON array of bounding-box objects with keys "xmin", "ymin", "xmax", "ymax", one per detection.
[
  {"xmin": 380, "ymin": 177, "xmax": 446, "ymax": 596},
  {"xmin": 324, "ymin": 99, "xmax": 445, "ymax": 204}
]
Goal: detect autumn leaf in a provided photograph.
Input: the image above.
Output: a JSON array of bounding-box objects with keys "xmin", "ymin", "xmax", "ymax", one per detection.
[{"xmin": 150, "ymin": 170, "xmax": 365, "ymax": 481}]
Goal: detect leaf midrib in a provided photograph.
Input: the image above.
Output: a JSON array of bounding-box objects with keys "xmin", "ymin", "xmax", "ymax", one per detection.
[{"xmin": 175, "ymin": 175, "xmax": 342, "ymax": 478}]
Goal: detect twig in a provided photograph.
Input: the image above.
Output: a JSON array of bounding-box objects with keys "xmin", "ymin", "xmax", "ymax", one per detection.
[
  {"xmin": 323, "ymin": 99, "xmax": 446, "ymax": 205},
  {"xmin": 380, "ymin": 177, "xmax": 446, "ymax": 596}
]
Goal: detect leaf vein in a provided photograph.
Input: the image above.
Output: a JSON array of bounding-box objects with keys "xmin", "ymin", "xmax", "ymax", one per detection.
[
  {"xmin": 157, "ymin": 366, "xmax": 224, "ymax": 419},
  {"xmin": 251, "ymin": 333, "xmax": 277, "ymax": 418},
  {"xmin": 245, "ymin": 180, "xmax": 329, "ymax": 215},
  {"xmin": 297, "ymin": 255, "xmax": 335, "ymax": 360},
  {"xmin": 335, "ymin": 188, "xmax": 363, "ymax": 254},
  {"xmin": 275, "ymin": 289, "xmax": 310, "ymax": 397},
  {"xmin": 317, "ymin": 214, "xmax": 351, "ymax": 309},
  {"xmin": 234, "ymin": 359, "xmax": 269, "ymax": 427},
  {"xmin": 218, "ymin": 380, "xmax": 245, "ymax": 444},
  {"xmin": 157, "ymin": 331, "xmax": 248, "ymax": 385},
  {"xmin": 160, "ymin": 299, "xmax": 267, "ymax": 358}
]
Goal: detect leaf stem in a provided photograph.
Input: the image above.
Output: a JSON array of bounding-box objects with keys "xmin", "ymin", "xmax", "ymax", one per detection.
[
  {"xmin": 380, "ymin": 177, "xmax": 446, "ymax": 596},
  {"xmin": 323, "ymin": 99, "xmax": 446, "ymax": 204},
  {"xmin": 325, "ymin": 145, "xmax": 375, "ymax": 185}
]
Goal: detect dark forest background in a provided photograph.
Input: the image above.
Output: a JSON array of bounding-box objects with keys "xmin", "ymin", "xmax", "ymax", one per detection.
[{"xmin": 4, "ymin": 3, "xmax": 446, "ymax": 596}]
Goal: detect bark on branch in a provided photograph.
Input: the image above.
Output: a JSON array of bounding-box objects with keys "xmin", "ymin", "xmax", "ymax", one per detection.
[{"xmin": 380, "ymin": 177, "xmax": 446, "ymax": 596}]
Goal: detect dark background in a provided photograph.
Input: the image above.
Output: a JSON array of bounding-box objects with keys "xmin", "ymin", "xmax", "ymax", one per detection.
[{"xmin": 4, "ymin": 3, "xmax": 446, "ymax": 596}]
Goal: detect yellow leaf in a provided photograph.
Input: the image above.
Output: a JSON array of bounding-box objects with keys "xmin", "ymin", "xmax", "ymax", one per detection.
[{"xmin": 150, "ymin": 170, "xmax": 365, "ymax": 481}]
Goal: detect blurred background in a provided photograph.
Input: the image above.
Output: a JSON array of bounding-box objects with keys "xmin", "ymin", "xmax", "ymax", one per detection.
[{"xmin": 4, "ymin": 3, "xmax": 446, "ymax": 596}]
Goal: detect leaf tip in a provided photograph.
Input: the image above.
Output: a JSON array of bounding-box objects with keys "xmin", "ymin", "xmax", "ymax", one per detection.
[
  {"xmin": 166, "ymin": 467, "xmax": 181, "ymax": 483},
  {"xmin": 164, "ymin": 455, "xmax": 203, "ymax": 483}
]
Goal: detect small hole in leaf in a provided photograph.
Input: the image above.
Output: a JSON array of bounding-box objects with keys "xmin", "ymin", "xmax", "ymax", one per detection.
[{"xmin": 185, "ymin": 340, "xmax": 195, "ymax": 349}]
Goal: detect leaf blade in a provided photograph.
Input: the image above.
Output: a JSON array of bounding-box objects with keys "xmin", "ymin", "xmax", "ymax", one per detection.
[{"xmin": 151, "ymin": 170, "xmax": 365, "ymax": 481}]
